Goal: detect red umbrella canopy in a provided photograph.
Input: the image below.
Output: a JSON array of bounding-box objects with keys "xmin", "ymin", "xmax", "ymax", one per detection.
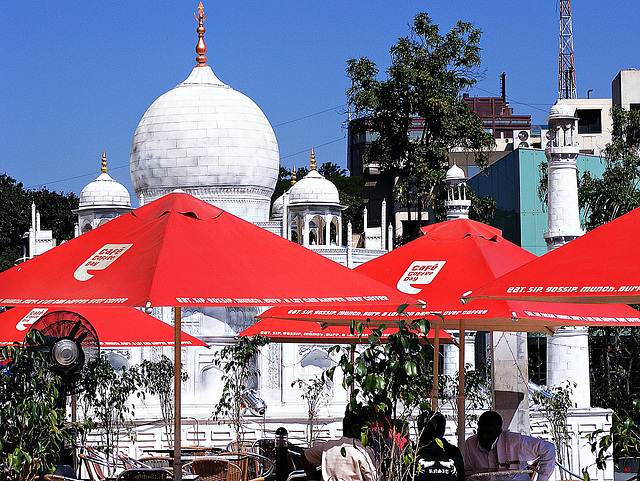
[
  {"xmin": 0, "ymin": 193, "xmax": 416, "ymax": 309},
  {"xmin": 319, "ymin": 219, "xmax": 640, "ymax": 332},
  {"xmin": 0, "ymin": 307, "xmax": 207, "ymax": 347},
  {"xmin": 463, "ymin": 206, "xmax": 640, "ymax": 305},
  {"xmin": 239, "ymin": 318, "xmax": 455, "ymax": 344}
]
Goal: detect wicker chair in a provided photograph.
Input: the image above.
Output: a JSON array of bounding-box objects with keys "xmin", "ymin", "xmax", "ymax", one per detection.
[
  {"xmin": 116, "ymin": 468, "xmax": 173, "ymax": 481},
  {"xmin": 138, "ymin": 457, "xmax": 173, "ymax": 470},
  {"xmin": 183, "ymin": 458, "xmax": 243, "ymax": 481},
  {"xmin": 226, "ymin": 440, "xmax": 255, "ymax": 453},
  {"xmin": 80, "ymin": 447, "xmax": 123, "ymax": 481},
  {"xmin": 43, "ymin": 475, "xmax": 82, "ymax": 481}
]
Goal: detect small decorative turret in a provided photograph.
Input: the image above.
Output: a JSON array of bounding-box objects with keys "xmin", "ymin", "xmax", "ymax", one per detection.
[
  {"xmin": 444, "ymin": 163, "xmax": 471, "ymax": 220},
  {"xmin": 543, "ymin": 99, "xmax": 583, "ymax": 250},
  {"xmin": 194, "ymin": 3, "xmax": 208, "ymax": 67}
]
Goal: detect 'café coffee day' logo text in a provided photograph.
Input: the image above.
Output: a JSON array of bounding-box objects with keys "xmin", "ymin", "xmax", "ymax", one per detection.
[
  {"xmin": 396, "ymin": 261, "xmax": 446, "ymax": 294},
  {"xmin": 74, "ymin": 244, "xmax": 133, "ymax": 281}
]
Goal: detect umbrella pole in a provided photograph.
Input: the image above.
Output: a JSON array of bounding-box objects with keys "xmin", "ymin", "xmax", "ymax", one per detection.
[
  {"xmin": 457, "ymin": 320, "xmax": 466, "ymax": 454},
  {"xmin": 174, "ymin": 307, "xmax": 182, "ymax": 481},
  {"xmin": 431, "ymin": 329, "xmax": 440, "ymax": 409}
]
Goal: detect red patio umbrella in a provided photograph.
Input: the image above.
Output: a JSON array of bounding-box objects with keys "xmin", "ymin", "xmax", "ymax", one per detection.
[
  {"xmin": 0, "ymin": 192, "xmax": 418, "ymax": 477},
  {"xmin": 0, "ymin": 307, "xmax": 207, "ymax": 347},
  {"xmin": 259, "ymin": 219, "xmax": 640, "ymax": 449},
  {"xmin": 462, "ymin": 206, "xmax": 640, "ymax": 304},
  {"xmin": 0, "ymin": 193, "xmax": 413, "ymax": 309},
  {"xmin": 239, "ymin": 318, "xmax": 455, "ymax": 344}
]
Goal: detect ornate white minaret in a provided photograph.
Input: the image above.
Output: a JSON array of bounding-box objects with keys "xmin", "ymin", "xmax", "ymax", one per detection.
[
  {"xmin": 543, "ymin": 100, "xmax": 584, "ymax": 250},
  {"xmin": 543, "ymin": 99, "xmax": 590, "ymax": 408},
  {"xmin": 445, "ymin": 164, "xmax": 471, "ymax": 220}
]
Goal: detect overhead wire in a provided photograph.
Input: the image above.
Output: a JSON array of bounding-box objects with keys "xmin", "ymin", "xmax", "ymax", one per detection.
[{"xmin": 25, "ymin": 104, "xmax": 349, "ymax": 191}]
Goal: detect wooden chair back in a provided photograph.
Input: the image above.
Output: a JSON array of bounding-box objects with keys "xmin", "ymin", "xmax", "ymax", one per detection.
[{"xmin": 183, "ymin": 458, "xmax": 243, "ymax": 481}]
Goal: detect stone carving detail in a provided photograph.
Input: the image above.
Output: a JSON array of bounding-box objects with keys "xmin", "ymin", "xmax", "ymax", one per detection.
[{"xmin": 266, "ymin": 343, "xmax": 281, "ymax": 390}]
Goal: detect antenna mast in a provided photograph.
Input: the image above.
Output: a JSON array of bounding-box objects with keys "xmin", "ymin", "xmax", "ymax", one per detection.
[{"xmin": 558, "ymin": 0, "xmax": 577, "ymax": 99}]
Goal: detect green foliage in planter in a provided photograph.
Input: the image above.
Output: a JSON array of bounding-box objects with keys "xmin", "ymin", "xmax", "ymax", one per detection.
[
  {"xmin": 584, "ymin": 399, "xmax": 640, "ymax": 480},
  {"xmin": 212, "ymin": 335, "xmax": 270, "ymax": 444},
  {"xmin": 326, "ymin": 309, "xmax": 439, "ymax": 481},
  {"xmin": 77, "ymin": 353, "xmax": 143, "ymax": 467},
  {"xmin": 0, "ymin": 332, "xmax": 77, "ymax": 481},
  {"xmin": 140, "ymin": 356, "xmax": 188, "ymax": 449},
  {"xmin": 292, "ymin": 375, "xmax": 329, "ymax": 447}
]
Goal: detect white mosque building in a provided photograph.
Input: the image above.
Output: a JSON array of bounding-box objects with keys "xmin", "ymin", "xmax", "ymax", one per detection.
[
  {"xmin": 62, "ymin": 4, "xmax": 394, "ymax": 452},
  {"xmin": 22, "ymin": 6, "xmax": 611, "ymax": 478}
]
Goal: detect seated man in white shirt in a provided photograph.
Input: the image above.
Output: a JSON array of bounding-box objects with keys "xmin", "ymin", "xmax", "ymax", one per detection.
[
  {"xmin": 464, "ymin": 411, "xmax": 555, "ymax": 481},
  {"xmin": 302, "ymin": 410, "xmax": 378, "ymax": 481}
]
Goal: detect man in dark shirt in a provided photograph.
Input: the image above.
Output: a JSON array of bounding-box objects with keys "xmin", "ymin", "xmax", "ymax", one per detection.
[{"xmin": 411, "ymin": 411, "xmax": 464, "ymax": 481}]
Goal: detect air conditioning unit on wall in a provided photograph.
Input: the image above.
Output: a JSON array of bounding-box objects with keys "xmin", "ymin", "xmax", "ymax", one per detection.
[{"xmin": 513, "ymin": 130, "xmax": 531, "ymax": 149}]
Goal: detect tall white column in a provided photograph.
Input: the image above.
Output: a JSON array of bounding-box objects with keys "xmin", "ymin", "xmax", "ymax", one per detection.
[
  {"xmin": 543, "ymin": 99, "xmax": 589, "ymax": 407},
  {"xmin": 381, "ymin": 199, "xmax": 387, "ymax": 250},
  {"xmin": 547, "ymin": 326, "xmax": 590, "ymax": 408}
]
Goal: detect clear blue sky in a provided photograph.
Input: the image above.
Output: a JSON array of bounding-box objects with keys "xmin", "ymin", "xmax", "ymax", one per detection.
[{"xmin": 1, "ymin": 1, "xmax": 638, "ymax": 200}]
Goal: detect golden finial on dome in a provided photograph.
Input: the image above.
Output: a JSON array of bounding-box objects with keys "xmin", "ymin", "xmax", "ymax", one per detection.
[
  {"xmin": 101, "ymin": 151, "xmax": 108, "ymax": 173},
  {"xmin": 194, "ymin": 3, "xmax": 208, "ymax": 67},
  {"xmin": 310, "ymin": 148, "xmax": 317, "ymax": 170},
  {"xmin": 291, "ymin": 166, "xmax": 297, "ymax": 185}
]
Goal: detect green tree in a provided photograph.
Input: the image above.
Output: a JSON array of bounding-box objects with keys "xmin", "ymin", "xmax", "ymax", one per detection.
[
  {"xmin": 532, "ymin": 382, "xmax": 575, "ymax": 476},
  {"xmin": 0, "ymin": 174, "xmax": 79, "ymax": 272},
  {"xmin": 291, "ymin": 375, "xmax": 329, "ymax": 448},
  {"xmin": 0, "ymin": 175, "xmax": 31, "ymax": 271},
  {"xmin": 211, "ymin": 335, "xmax": 270, "ymax": 445},
  {"xmin": 346, "ymin": 13, "xmax": 495, "ymax": 239},
  {"xmin": 326, "ymin": 310, "xmax": 437, "ymax": 481},
  {"xmin": 77, "ymin": 354, "xmax": 143, "ymax": 470},
  {"xmin": 0, "ymin": 331, "xmax": 74, "ymax": 481},
  {"xmin": 579, "ymin": 106, "xmax": 640, "ymax": 230},
  {"xmin": 318, "ymin": 162, "xmax": 347, "ymax": 178},
  {"xmin": 140, "ymin": 356, "xmax": 188, "ymax": 449}
]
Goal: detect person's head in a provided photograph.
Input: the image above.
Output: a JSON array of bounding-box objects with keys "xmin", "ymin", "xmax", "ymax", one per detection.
[
  {"xmin": 343, "ymin": 406, "xmax": 364, "ymax": 439},
  {"xmin": 418, "ymin": 411, "xmax": 446, "ymax": 444},
  {"xmin": 477, "ymin": 411, "xmax": 503, "ymax": 451}
]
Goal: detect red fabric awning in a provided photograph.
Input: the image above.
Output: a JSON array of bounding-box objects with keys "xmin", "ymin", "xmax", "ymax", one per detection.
[
  {"xmin": 260, "ymin": 219, "xmax": 640, "ymax": 333},
  {"xmin": 0, "ymin": 193, "xmax": 417, "ymax": 309},
  {"xmin": 463, "ymin": 206, "xmax": 640, "ymax": 304},
  {"xmin": 0, "ymin": 307, "xmax": 206, "ymax": 347},
  {"xmin": 239, "ymin": 318, "xmax": 455, "ymax": 344}
]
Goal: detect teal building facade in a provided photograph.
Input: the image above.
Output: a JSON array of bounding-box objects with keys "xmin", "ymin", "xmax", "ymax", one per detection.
[{"xmin": 468, "ymin": 148, "xmax": 606, "ymax": 255}]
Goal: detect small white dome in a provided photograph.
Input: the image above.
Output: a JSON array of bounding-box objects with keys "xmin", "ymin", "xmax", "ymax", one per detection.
[
  {"xmin": 79, "ymin": 172, "xmax": 131, "ymax": 209},
  {"xmin": 271, "ymin": 193, "xmax": 285, "ymax": 220},
  {"xmin": 289, "ymin": 170, "xmax": 340, "ymax": 205},
  {"xmin": 446, "ymin": 164, "xmax": 466, "ymax": 181},
  {"xmin": 548, "ymin": 99, "xmax": 576, "ymax": 120}
]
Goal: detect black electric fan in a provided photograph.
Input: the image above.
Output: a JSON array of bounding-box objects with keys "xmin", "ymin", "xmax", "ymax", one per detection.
[{"xmin": 25, "ymin": 310, "xmax": 100, "ymax": 397}]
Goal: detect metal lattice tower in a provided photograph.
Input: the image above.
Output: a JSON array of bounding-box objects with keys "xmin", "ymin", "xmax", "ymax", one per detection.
[{"xmin": 558, "ymin": 0, "xmax": 577, "ymax": 99}]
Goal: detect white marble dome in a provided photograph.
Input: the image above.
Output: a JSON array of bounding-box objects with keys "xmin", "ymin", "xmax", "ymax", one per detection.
[
  {"xmin": 130, "ymin": 65, "xmax": 279, "ymax": 223},
  {"xmin": 79, "ymin": 172, "xmax": 131, "ymax": 209},
  {"xmin": 548, "ymin": 99, "xmax": 576, "ymax": 120},
  {"xmin": 446, "ymin": 164, "xmax": 466, "ymax": 181},
  {"xmin": 289, "ymin": 169, "xmax": 340, "ymax": 205}
]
